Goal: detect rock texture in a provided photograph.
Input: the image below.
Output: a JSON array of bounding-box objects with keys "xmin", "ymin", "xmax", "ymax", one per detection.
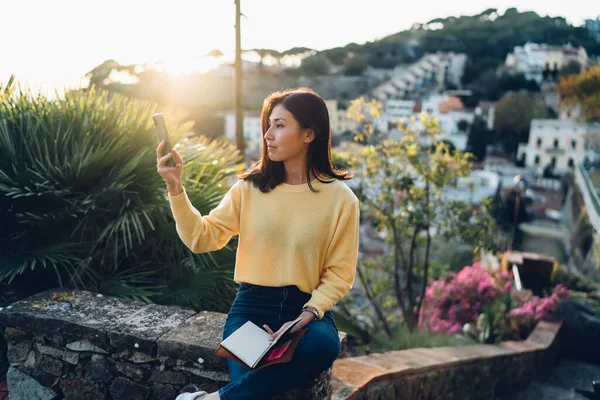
[{"xmin": 0, "ymin": 289, "xmax": 336, "ymax": 399}]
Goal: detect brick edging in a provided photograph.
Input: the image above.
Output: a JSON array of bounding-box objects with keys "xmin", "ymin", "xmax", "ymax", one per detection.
[{"xmin": 330, "ymin": 320, "xmax": 562, "ymax": 400}]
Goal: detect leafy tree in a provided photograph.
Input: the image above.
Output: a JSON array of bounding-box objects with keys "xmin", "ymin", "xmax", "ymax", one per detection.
[
  {"xmin": 344, "ymin": 53, "xmax": 370, "ymax": 76},
  {"xmin": 471, "ymin": 69, "xmax": 540, "ymax": 101},
  {"xmin": 557, "ymin": 64, "xmax": 600, "ymax": 122},
  {"xmin": 466, "ymin": 116, "xmax": 491, "ymax": 161},
  {"xmin": 0, "ymin": 87, "xmax": 245, "ymax": 311},
  {"xmin": 494, "ymin": 91, "xmax": 550, "ymax": 152},
  {"xmin": 457, "ymin": 119, "xmax": 470, "ymax": 133},
  {"xmin": 346, "ymin": 98, "xmax": 497, "ymax": 333},
  {"xmin": 281, "ymin": 47, "xmax": 314, "ymax": 57},
  {"xmin": 331, "ymin": 152, "xmax": 353, "ymax": 171},
  {"xmin": 299, "ymin": 53, "xmax": 331, "ymax": 76},
  {"xmin": 84, "ymin": 59, "xmax": 138, "ymax": 90},
  {"xmin": 559, "ymin": 60, "xmax": 582, "ymax": 77},
  {"xmin": 244, "ymin": 48, "xmax": 282, "ymax": 71}
]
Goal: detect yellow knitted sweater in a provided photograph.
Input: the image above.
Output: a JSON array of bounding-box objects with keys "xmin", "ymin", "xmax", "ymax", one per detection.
[{"xmin": 168, "ymin": 175, "xmax": 360, "ymax": 319}]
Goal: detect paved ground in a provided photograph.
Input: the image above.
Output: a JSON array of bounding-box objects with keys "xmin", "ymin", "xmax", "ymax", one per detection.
[{"xmin": 512, "ymin": 359, "xmax": 600, "ymax": 400}]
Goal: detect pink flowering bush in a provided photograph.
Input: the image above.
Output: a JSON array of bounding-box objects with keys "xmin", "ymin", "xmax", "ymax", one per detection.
[
  {"xmin": 503, "ymin": 284, "xmax": 571, "ymax": 339},
  {"xmin": 419, "ymin": 262, "xmax": 571, "ymax": 341},
  {"xmin": 419, "ymin": 262, "xmax": 511, "ymax": 334}
]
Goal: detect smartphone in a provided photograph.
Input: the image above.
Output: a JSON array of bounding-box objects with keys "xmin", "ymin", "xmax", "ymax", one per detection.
[{"xmin": 153, "ymin": 112, "xmax": 176, "ymax": 167}]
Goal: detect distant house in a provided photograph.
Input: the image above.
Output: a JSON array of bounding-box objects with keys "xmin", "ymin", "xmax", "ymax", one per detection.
[
  {"xmin": 475, "ymin": 101, "xmax": 495, "ymax": 131},
  {"xmin": 585, "ymin": 17, "xmax": 600, "ymax": 41},
  {"xmin": 376, "ymin": 94, "xmax": 473, "ymax": 151},
  {"xmin": 324, "ymin": 100, "xmax": 358, "ymax": 136},
  {"xmin": 223, "ymin": 111, "xmax": 262, "ymax": 153},
  {"xmin": 372, "ymin": 52, "xmax": 467, "ymax": 101},
  {"xmin": 516, "ymin": 119, "xmax": 600, "ymax": 173},
  {"xmin": 505, "ymin": 43, "xmax": 589, "ymax": 84},
  {"xmin": 441, "ymin": 170, "xmax": 501, "ymax": 206}
]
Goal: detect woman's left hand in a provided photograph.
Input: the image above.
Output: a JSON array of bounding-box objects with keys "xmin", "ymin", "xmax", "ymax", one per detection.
[{"xmin": 263, "ymin": 310, "xmax": 315, "ymax": 341}]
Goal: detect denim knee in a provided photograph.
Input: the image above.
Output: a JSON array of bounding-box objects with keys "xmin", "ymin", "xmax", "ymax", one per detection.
[{"xmin": 300, "ymin": 324, "xmax": 340, "ymax": 369}]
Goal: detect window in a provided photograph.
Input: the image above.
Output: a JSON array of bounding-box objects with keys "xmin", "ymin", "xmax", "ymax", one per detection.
[
  {"xmin": 551, "ymin": 157, "xmax": 557, "ymax": 168},
  {"xmin": 568, "ymin": 158, "xmax": 574, "ymax": 168},
  {"xmin": 571, "ymin": 140, "xmax": 576, "ymax": 150},
  {"xmin": 535, "ymin": 155, "xmax": 540, "ymax": 165},
  {"xmin": 553, "ymin": 139, "xmax": 559, "ymax": 149},
  {"xmin": 536, "ymin": 138, "xmax": 542, "ymax": 148}
]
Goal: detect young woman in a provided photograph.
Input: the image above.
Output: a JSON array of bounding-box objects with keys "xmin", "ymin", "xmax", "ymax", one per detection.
[{"xmin": 156, "ymin": 87, "xmax": 360, "ymax": 400}]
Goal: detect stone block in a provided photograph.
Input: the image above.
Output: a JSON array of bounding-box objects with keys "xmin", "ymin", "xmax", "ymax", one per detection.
[
  {"xmin": 109, "ymin": 304, "xmax": 194, "ymax": 355},
  {"xmin": 80, "ymin": 354, "xmax": 114, "ymax": 383},
  {"xmin": 59, "ymin": 378, "xmax": 107, "ymax": 400},
  {"xmin": 0, "ymin": 290, "xmax": 145, "ymax": 344},
  {"xmin": 6, "ymin": 366, "xmax": 58, "ymax": 400},
  {"xmin": 7, "ymin": 341, "xmax": 30, "ymax": 364},
  {"xmin": 157, "ymin": 311, "xmax": 227, "ymax": 371},
  {"xmin": 273, "ymin": 368, "xmax": 332, "ymax": 400},
  {"xmin": 4, "ymin": 327, "xmax": 28, "ymax": 343},
  {"xmin": 149, "ymin": 370, "xmax": 189, "ymax": 386},
  {"xmin": 115, "ymin": 361, "xmax": 150, "ymax": 381},
  {"xmin": 37, "ymin": 344, "xmax": 80, "ymax": 365},
  {"xmin": 150, "ymin": 382, "xmax": 178, "ymax": 400},
  {"xmin": 36, "ymin": 354, "xmax": 63, "ymax": 376},
  {"xmin": 66, "ymin": 339, "xmax": 109, "ymax": 354},
  {"xmin": 109, "ymin": 376, "xmax": 150, "ymax": 400}
]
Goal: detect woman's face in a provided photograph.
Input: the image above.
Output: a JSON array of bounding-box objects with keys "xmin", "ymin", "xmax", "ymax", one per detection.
[{"xmin": 264, "ymin": 104, "xmax": 313, "ymax": 163}]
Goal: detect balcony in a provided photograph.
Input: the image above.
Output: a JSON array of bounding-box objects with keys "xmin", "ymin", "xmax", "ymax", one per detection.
[{"xmin": 544, "ymin": 147, "xmax": 566, "ymax": 154}]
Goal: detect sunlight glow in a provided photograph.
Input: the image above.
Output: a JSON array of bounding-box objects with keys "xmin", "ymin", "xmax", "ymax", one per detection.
[{"xmin": 152, "ymin": 56, "xmax": 222, "ymax": 75}]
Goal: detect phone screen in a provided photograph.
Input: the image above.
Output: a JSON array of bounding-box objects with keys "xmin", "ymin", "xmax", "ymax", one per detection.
[{"xmin": 153, "ymin": 113, "xmax": 176, "ymax": 167}]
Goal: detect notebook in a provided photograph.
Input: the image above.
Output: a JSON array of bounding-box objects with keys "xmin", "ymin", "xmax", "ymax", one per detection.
[{"xmin": 215, "ymin": 316, "xmax": 306, "ymax": 370}]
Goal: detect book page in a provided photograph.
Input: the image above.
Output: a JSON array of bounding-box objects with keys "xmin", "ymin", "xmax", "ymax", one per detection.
[
  {"xmin": 220, "ymin": 321, "xmax": 272, "ymax": 368},
  {"xmin": 269, "ymin": 316, "xmax": 303, "ymax": 347}
]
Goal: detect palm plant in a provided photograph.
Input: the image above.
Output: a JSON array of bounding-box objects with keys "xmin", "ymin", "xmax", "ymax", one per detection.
[{"xmin": 0, "ymin": 87, "xmax": 245, "ymax": 312}]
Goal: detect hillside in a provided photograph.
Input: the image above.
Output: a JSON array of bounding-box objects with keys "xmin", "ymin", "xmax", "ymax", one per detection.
[{"xmin": 298, "ymin": 8, "xmax": 600, "ymax": 83}]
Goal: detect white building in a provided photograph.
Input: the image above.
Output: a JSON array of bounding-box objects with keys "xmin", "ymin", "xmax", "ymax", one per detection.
[
  {"xmin": 516, "ymin": 119, "xmax": 600, "ymax": 173},
  {"xmin": 372, "ymin": 52, "xmax": 467, "ymax": 101},
  {"xmin": 374, "ymin": 99, "xmax": 417, "ymax": 132},
  {"xmin": 376, "ymin": 95, "xmax": 473, "ymax": 151},
  {"xmin": 325, "ymin": 100, "xmax": 358, "ymax": 136},
  {"xmin": 585, "ymin": 18, "xmax": 600, "ymax": 41},
  {"xmin": 223, "ymin": 111, "xmax": 263, "ymax": 153},
  {"xmin": 475, "ymin": 101, "xmax": 495, "ymax": 131},
  {"xmin": 505, "ymin": 43, "xmax": 589, "ymax": 84},
  {"xmin": 441, "ymin": 170, "xmax": 501, "ymax": 206}
]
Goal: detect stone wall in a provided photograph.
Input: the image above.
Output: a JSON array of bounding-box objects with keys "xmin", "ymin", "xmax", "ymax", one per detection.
[
  {"xmin": 0, "ymin": 289, "xmax": 339, "ymax": 400},
  {"xmin": 329, "ymin": 320, "xmax": 563, "ymax": 400}
]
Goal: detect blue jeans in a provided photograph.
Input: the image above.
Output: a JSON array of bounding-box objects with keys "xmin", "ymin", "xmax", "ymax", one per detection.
[{"xmin": 217, "ymin": 283, "xmax": 340, "ymax": 400}]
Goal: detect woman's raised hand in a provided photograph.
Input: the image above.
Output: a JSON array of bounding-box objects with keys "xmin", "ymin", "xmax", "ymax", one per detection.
[{"xmin": 156, "ymin": 140, "xmax": 184, "ymax": 195}]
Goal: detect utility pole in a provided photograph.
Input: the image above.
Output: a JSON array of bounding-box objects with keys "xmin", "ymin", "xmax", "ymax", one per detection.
[{"xmin": 234, "ymin": 0, "xmax": 246, "ymax": 156}]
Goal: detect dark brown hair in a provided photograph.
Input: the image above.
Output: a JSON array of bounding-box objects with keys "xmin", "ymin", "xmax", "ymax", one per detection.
[{"xmin": 239, "ymin": 87, "xmax": 352, "ymax": 193}]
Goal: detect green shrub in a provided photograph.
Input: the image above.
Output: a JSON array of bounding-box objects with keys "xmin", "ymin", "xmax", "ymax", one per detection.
[{"xmin": 0, "ymin": 87, "xmax": 245, "ymax": 312}]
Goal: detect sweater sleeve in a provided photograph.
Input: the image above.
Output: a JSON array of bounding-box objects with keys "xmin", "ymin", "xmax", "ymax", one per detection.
[
  {"xmin": 303, "ymin": 199, "xmax": 360, "ymax": 319},
  {"xmin": 168, "ymin": 181, "xmax": 242, "ymax": 253}
]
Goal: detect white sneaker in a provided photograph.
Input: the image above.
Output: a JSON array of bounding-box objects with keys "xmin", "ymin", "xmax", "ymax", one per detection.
[{"xmin": 175, "ymin": 391, "xmax": 208, "ymax": 400}]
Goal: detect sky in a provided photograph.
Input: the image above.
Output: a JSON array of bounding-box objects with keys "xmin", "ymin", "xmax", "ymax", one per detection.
[{"xmin": 1, "ymin": 0, "xmax": 598, "ymax": 97}]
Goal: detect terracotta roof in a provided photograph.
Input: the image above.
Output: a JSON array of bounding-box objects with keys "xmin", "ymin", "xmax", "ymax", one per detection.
[{"xmin": 438, "ymin": 96, "xmax": 465, "ymax": 113}]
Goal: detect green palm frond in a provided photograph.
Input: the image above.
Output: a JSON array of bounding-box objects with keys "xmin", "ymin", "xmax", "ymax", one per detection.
[
  {"xmin": 0, "ymin": 75, "xmax": 15, "ymax": 95},
  {"xmin": 0, "ymin": 86, "xmax": 245, "ymax": 310}
]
